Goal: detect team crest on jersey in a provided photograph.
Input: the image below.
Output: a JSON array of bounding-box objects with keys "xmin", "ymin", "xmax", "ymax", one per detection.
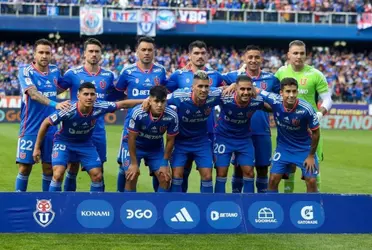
[
  {"xmin": 260, "ymin": 81, "xmax": 267, "ymax": 90},
  {"xmin": 292, "ymin": 118, "xmax": 300, "ymax": 126},
  {"xmin": 19, "ymin": 152, "xmax": 26, "ymax": 159},
  {"xmin": 204, "ymin": 107, "xmax": 212, "ymax": 116},
  {"xmin": 300, "ymin": 78, "xmax": 307, "ymax": 85},
  {"xmin": 159, "ymin": 125, "xmax": 167, "ymax": 133},
  {"xmin": 124, "ymin": 160, "xmax": 130, "ymax": 167},
  {"xmin": 209, "ymin": 78, "xmax": 213, "ymax": 86},
  {"xmin": 53, "ymin": 77, "xmax": 58, "ymax": 86},
  {"xmin": 33, "ymin": 199, "xmax": 55, "ymax": 228},
  {"xmin": 91, "ymin": 119, "xmax": 97, "ymax": 126},
  {"xmin": 99, "ymin": 80, "xmax": 106, "ymax": 89},
  {"xmin": 154, "ymin": 76, "xmax": 160, "ymax": 86},
  {"xmin": 52, "ymin": 151, "xmax": 58, "ymax": 158}
]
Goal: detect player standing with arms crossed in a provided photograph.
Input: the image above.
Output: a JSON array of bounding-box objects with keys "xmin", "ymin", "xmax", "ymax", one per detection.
[
  {"xmin": 115, "ymin": 36, "xmax": 167, "ymax": 192},
  {"xmin": 58, "ymin": 38, "xmax": 116, "ymax": 191},
  {"xmin": 15, "ymin": 39, "xmax": 69, "ymax": 192},
  {"xmin": 33, "ymin": 82, "xmax": 144, "ymax": 192},
  {"xmin": 258, "ymin": 78, "xmax": 320, "ymax": 193},
  {"xmin": 223, "ymin": 45, "xmax": 280, "ymax": 193},
  {"xmin": 275, "ymin": 40, "xmax": 332, "ymax": 192}
]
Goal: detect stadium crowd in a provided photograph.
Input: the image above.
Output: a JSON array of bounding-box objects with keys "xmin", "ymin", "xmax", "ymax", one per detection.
[
  {"xmin": 0, "ymin": 41, "xmax": 371, "ymax": 103},
  {"xmin": 0, "ymin": 0, "xmax": 371, "ymax": 13}
]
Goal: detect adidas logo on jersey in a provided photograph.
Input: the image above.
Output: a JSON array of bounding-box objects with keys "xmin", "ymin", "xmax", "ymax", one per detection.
[
  {"xmin": 82, "ymin": 122, "xmax": 88, "ymax": 126},
  {"xmin": 196, "ymin": 110, "xmax": 201, "ymax": 114},
  {"xmin": 238, "ymin": 112, "xmax": 243, "ymax": 116},
  {"xmin": 170, "ymin": 207, "xmax": 193, "ymax": 222},
  {"xmin": 145, "ymin": 78, "xmax": 151, "ymax": 83}
]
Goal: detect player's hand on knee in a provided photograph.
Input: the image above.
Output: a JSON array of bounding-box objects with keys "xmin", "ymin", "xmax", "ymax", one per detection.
[
  {"xmin": 141, "ymin": 97, "xmax": 150, "ymax": 112},
  {"xmin": 126, "ymin": 164, "xmax": 139, "ymax": 181},
  {"xmin": 56, "ymin": 100, "xmax": 71, "ymax": 111},
  {"xmin": 33, "ymin": 148, "xmax": 41, "ymax": 163},
  {"xmin": 158, "ymin": 167, "xmax": 171, "ymax": 182},
  {"xmin": 303, "ymin": 155, "xmax": 316, "ymax": 174}
]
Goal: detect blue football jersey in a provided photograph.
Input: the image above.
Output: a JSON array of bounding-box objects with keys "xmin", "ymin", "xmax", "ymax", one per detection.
[
  {"xmin": 18, "ymin": 63, "xmax": 61, "ymax": 136},
  {"xmin": 223, "ymin": 70, "xmax": 280, "ymax": 136},
  {"xmin": 59, "ymin": 66, "xmax": 116, "ymax": 135},
  {"xmin": 259, "ymin": 90, "xmax": 320, "ymax": 152},
  {"xmin": 166, "ymin": 66, "xmax": 225, "ymax": 134},
  {"xmin": 167, "ymin": 88, "xmax": 222, "ymax": 141},
  {"xmin": 115, "ymin": 62, "xmax": 167, "ymax": 99},
  {"xmin": 215, "ymin": 94, "xmax": 264, "ymax": 139},
  {"xmin": 123, "ymin": 105, "xmax": 179, "ymax": 150},
  {"xmin": 48, "ymin": 101, "xmax": 117, "ymax": 142}
]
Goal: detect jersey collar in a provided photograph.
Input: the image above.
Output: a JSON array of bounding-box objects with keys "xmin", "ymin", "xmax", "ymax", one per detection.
[
  {"xmin": 282, "ymin": 99, "xmax": 299, "ymax": 113},
  {"xmin": 185, "ymin": 63, "xmax": 207, "ymax": 73},
  {"xmin": 77, "ymin": 102, "xmax": 93, "ymax": 117},
  {"xmin": 136, "ymin": 62, "xmax": 154, "ymax": 73},
  {"xmin": 32, "ymin": 62, "xmax": 49, "ymax": 76},
  {"xmin": 245, "ymin": 69, "xmax": 261, "ymax": 79},
  {"xmin": 84, "ymin": 66, "xmax": 101, "ymax": 76},
  {"xmin": 149, "ymin": 110, "xmax": 164, "ymax": 122}
]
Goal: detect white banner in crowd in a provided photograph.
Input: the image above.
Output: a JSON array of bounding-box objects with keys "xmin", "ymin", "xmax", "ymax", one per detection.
[
  {"xmin": 80, "ymin": 7, "xmax": 104, "ymax": 36},
  {"xmin": 137, "ymin": 10, "xmax": 156, "ymax": 37},
  {"xmin": 109, "ymin": 10, "xmax": 138, "ymax": 23}
]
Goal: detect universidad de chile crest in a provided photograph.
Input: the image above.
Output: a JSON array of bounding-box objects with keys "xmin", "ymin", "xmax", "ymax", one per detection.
[
  {"xmin": 138, "ymin": 11, "xmax": 155, "ymax": 35},
  {"xmin": 33, "ymin": 199, "xmax": 55, "ymax": 227}
]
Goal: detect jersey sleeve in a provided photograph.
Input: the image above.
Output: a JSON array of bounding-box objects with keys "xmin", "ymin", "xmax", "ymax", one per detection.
[
  {"xmin": 167, "ymin": 111, "xmax": 179, "ymax": 136},
  {"xmin": 215, "ymin": 72, "xmax": 226, "ymax": 87},
  {"xmin": 272, "ymin": 76, "xmax": 281, "ymax": 94},
  {"xmin": 306, "ymin": 106, "xmax": 320, "ymax": 130},
  {"xmin": 209, "ymin": 87, "xmax": 223, "ymax": 106},
  {"xmin": 100, "ymin": 101, "xmax": 118, "ymax": 114},
  {"xmin": 165, "ymin": 72, "xmax": 179, "ymax": 93},
  {"xmin": 127, "ymin": 111, "xmax": 141, "ymax": 134},
  {"xmin": 159, "ymin": 67, "xmax": 168, "ymax": 87},
  {"xmin": 115, "ymin": 69, "xmax": 129, "ymax": 91},
  {"xmin": 166, "ymin": 92, "xmax": 180, "ymax": 107},
  {"xmin": 18, "ymin": 67, "xmax": 36, "ymax": 94},
  {"xmin": 315, "ymin": 70, "xmax": 329, "ymax": 94},
  {"xmin": 221, "ymin": 71, "xmax": 237, "ymax": 85},
  {"xmin": 106, "ymin": 74, "xmax": 126, "ymax": 101},
  {"xmin": 48, "ymin": 109, "xmax": 70, "ymax": 126},
  {"xmin": 259, "ymin": 90, "xmax": 281, "ymax": 106},
  {"xmin": 58, "ymin": 70, "xmax": 74, "ymax": 90}
]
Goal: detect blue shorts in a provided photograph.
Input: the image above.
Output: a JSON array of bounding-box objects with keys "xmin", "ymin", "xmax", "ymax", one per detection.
[
  {"xmin": 171, "ymin": 139, "xmax": 213, "ymax": 169},
  {"xmin": 214, "ymin": 135, "xmax": 255, "ymax": 168},
  {"xmin": 271, "ymin": 147, "xmax": 319, "ymax": 178},
  {"xmin": 16, "ymin": 134, "xmax": 54, "ymax": 165},
  {"xmin": 120, "ymin": 142, "xmax": 163, "ymax": 173},
  {"xmin": 52, "ymin": 139, "xmax": 102, "ymax": 172},
  {"xmin": 117, "ymin": 130, "xmax": 125, "ymax": 164},
  {"xmin": 252, "ymin": 135, "xmax": 272, "ymax": 167},
  {"xmin": 70, "ymin": 133, "xmax": 107, "ymax": 164}
]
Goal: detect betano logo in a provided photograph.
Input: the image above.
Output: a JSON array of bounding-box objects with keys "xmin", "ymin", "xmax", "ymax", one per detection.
[{"xmin": 170, "ymin": 207, "xmax": 193, "ymax": 222}]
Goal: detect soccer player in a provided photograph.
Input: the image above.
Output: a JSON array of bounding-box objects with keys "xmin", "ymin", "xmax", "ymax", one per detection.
[
  {"xmin": 32, "ymin": 82, "xmax": 144, "ymax": 192},
  {"xmin": 275, "ymin": 40, "xmax": 332, "ymax": 192},
  {"xmin": 58, "ymin": 38, "xmax": 117, "ymax": 191},
  {"xmin": 15, "ymin": 39, "xmax": 70, "ymax": 192},
  {"xmin": 165, "ymin": 40, "xmax": 226, "ymax": 193},
  {"xmin": 121, "ymin": 86, "xmax": 178, "ymax": 192},
  {"xmin": 167, "ymin": 70, "xmax": 223, "ymax": 193},
  {"xmin": 115, "ymin": 36, "xmax": 167, "ymax": 192},
  {"xmin": 258, "ymin": 78, "xmax": 320, "ymax": 193},
  {"xmin": 222, "ymin": 45, "xmax": 280, "ymax": 193},
  {"xmin": 214, "ymin": 75, "xmax": 269, "ymax": 193}
]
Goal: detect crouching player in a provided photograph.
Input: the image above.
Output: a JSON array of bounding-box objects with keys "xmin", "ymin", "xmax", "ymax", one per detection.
[
  {"xmin": 33, "ymin": 82, "xmax": 143, "ymax": 192},
  {"xmin": 121, "ymin": 86, "xmax": 178, "ymax": 192},
  {"xmin": 214, "ymin": 75, "xmax": 270, "ymax": 193},
  {"xmin": 258, "ymin": 78, "xmax": 320, "ymax": 193}
]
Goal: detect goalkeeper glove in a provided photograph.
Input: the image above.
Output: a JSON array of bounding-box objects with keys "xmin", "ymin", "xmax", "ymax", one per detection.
[
  {"xmin": 316, "ymin": 112, "xmax": 323, "ymax": 121},
  {"xmin": 237, "ymin": 63, "xmax": 247, "ymax": 74}
]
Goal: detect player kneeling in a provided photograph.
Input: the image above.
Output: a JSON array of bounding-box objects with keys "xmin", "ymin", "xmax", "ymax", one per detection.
[
  {"xmin": 122, "ymin": 86, "xmax": 178, "ymax": 192},
  {"xmin": 258, "ymin": 78, "xmax": 320, "ymax": 193},
  {"xmin": 33, "ymin": 82, "xmax": 143, "ymax": 192}
]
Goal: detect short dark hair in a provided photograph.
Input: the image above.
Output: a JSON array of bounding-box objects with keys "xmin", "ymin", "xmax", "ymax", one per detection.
[
  {"xmin": 236, "ymin": 75, "xmax": 253, "ymax": 84},
  {"xmin": 34, "ymin": 39, "xmax": 53, "ymax": 50},
  {"xmin": 188, "ymin": 40, "xmax": 207, "ymax": 53},
  {"xmin": 193, "ymin": 70, "xmax": 210, "ymax": 81},
  {"xmin": 150, "ymin": 85, "xmax": 167, "ymax": 100},
  {"xmin": 280, "ymin": 77, "xmax": 298, "ymax": 90},
  {"xmin": 78, "ymin": 82, "xmax": 96, "ymax": 92},
  {"xmin": 289, "ymin": 40, "xmax": 306, "ymax": 49},
  {"xmin": 136, "ymin": 36, "xmax": 155, "ymax": 48},
  {"xmin": 84, "ymin": 38, "xmax": 102, "ymax": 51},
  {"xmin": 244, "ymin": 45, "xmax": 261, "ymax": 53}
]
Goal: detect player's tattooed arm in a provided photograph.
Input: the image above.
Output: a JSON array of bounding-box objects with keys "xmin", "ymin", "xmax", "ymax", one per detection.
[
  {"xmin": 27, "ymin": 86, "xmax": 70, "ymax": 110},
  {"xmin": 33, "ymin": 118, "xmax": 52, "ymax": 163}
]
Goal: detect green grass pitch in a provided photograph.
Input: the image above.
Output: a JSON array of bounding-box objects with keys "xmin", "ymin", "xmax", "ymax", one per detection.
[{"xmin": 0, "ymin": 124, "xmax": 371, "ymax": 249}]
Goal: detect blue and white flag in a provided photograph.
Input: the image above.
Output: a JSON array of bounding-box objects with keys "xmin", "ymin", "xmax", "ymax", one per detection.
[{"xmin": 137, "ymin": 10, "xmax": 156, "ymax": 37}]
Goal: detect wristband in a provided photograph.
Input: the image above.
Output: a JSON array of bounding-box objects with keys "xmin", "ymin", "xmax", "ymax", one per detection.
[
  {"xmin": 161, "ymin": 159, "xmax": 169, "ymax": 167},
  {"xmin": 49, "ymin": 101, "xmax": 57, "ymax": 108}
]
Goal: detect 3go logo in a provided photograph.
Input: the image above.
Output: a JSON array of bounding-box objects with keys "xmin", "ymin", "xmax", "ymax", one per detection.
[{"xmin": 120, "ymin": 200, "xmax": 157, "ymax": 229}]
